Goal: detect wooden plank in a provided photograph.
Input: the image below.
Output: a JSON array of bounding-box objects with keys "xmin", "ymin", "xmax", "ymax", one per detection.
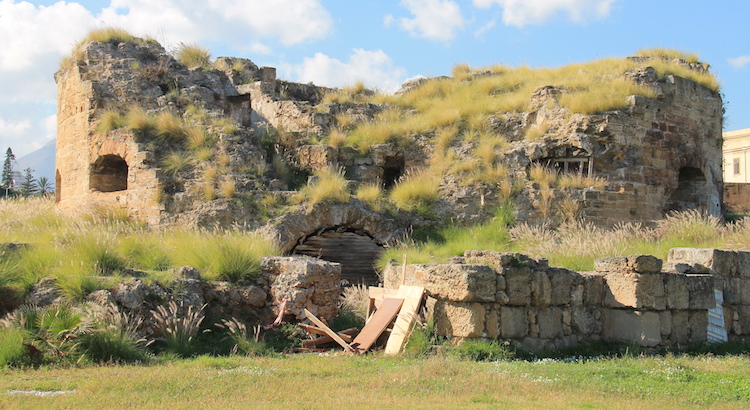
[
  {"xmin": 384, "ymin": 286, "xmax": 426, "ymax": 355},
  {"xmin": 351, "ymin": 298, "xmax": 403, "ymax": 354},
  {"xmin": 303, "ymin": 309, "xmax": 354, "ymax": 353},
  {"xmin": 301, "ymin": 328, "xmax": 358, "ymax": 348}
]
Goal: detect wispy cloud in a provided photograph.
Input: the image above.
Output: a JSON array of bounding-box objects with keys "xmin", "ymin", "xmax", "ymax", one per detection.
[
  {"xmin": 472, "ymin": 0, "xmax": 616, "ymax": 27},
  {"xmin": 728, "ymin": 55, "xmax": 750, "ymax": 69}
]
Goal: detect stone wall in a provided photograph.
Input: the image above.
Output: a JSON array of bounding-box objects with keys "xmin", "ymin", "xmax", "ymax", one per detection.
[{"xmin": 382, "ymin": 248, "xmax": 741, "ymax": 350}]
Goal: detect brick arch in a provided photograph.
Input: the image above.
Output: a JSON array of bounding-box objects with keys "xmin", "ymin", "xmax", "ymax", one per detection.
[
  {"xmin": 264, "ymin": 200, "xmax": 407, "ymax": 254},
  {"xmin": 90, "ymin": 154, "xmax": 128, "ymax": 192}
]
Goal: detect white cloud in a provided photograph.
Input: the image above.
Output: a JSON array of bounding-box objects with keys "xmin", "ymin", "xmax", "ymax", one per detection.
[
  {"xmin": 294, "ymin": 49, "xmax": 408, "ymax": 92},
  {"xmin": 397, "ymin": 0, "xmax": 465, "ymax": 41},
  {"xmin": 728, "ymin": 55, "xmax": 750, "ymax": 69},
  {"xmin": 475, "ymin": 19, "xmax": 496, "ymax": 38},
  {"xmin": 0, "ymin": 117, "xmax": 30, "ymax": 136},
  {"xmin": 472, "ymin": 0, "xmax": 616, "ymax": 27}
]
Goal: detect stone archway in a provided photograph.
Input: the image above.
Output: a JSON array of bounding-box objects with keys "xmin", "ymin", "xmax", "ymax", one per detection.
[
  {"xmin": 262, "ymin": 200, "xmax": 407, "ymax": 285},
  {"xmin": 90, "ymin": 154, "xmax": 128, "ymax": 192}
]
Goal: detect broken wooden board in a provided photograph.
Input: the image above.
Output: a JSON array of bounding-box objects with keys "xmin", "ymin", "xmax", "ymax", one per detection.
[
  {"xmin": 303, "ymin": 308, "xmax": 354, "ymax": 353},
  {"xmin": 367, "ymin": 287, "xmax": 399, "ymax": 320},
  {"xmin": 301, "ymin": 328, "xmax": 358, "ymax": 348},
  {"xmin": 384, "ymin": 286, "xmax": 426, "ymax": 355},
  {"xmin": 351, "ymin": 297, "xmax": 404, "ymax": 354}
]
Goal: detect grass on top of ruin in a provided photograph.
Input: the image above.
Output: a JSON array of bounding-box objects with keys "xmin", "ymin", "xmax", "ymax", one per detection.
[{"xmin": 0, "ymin": 353, "xmax": 748, "ymax": 409}]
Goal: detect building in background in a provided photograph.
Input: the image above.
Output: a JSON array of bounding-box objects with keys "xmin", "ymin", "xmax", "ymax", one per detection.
[{"xmin": 723, "ymin": 128, "xmax": 750, "ymax": 213}]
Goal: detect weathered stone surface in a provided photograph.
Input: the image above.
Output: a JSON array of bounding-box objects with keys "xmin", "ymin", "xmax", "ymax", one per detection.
[
  {"xmin": 537, "ymin": 307, "xmax": 564, "ymax": 339},
  {"xmin": 25, "ymin": 278, "xmax": 62, "ymax": 307},
  {"xmin": 504, "ymin": 267, "xmax": 532, "ymax": 305},
  {"xmin": 531, "ymin": 270, "xmax": 552, "ymax": 307},
  {"xmin": 261, "ymin": 255, "xmax": 341, "ymax": 320},
  {"xmin": 464, "ymin": 250, "xmax": 542, "ymax": 270},
  {"xmin": 423, "ymin": 264, "xmax": 497, "ymax": 302},
  {"xmin": 603, "ymin": 272, "xmax": 666, "ymax": 310},
  {"xmin": 571, "ymin": 306, "xmax": 599, "ymax": 335},
  {"xmin": 688, "ymin": 310, "xmax": 709, "ymax": 343},
  {"xmin": 499, "ymin": 306, "xmax": 528, "ymax": 338},
  {"xmin": 601, "ymin": 309, "xmax": 661, "ymax": 347},
  {"xmin": 664, "ymin": 273, "xmax": 689, "ymax": 309},
  {"xmin": 485, "ymin": 308, "xmax": 500, "ymax": 339},
  {"xmin": 670, "ymin": 310, "xmax": 690, "ymax": 345},
  {"xmin": 668, "ymin": 248, "xmax": 750, "ymax": 277},
  {"xmin": 582, "ymin": 273, "xmax": 605, "ymax": 305},
  {"xmin": 735, "ymin": 306, "xmax": 750, "ymax": 335},
  {"xmin": 686, "ymin": 275, "xmax": 715, "ymax": 309},
  {"xmin": 594, "ymin": 255, "xmax": 662, "ymax": 273},
  {"xmin": 173, "ymin": 266, "xmax": 201, "ymax": 280},
  {"xmin": 112, "ymin": 280, "xmax": 149, "ymax": 309},
  {"xmin": 434, "ymin": 301, "xmax": 486, "ymax": 338},
  {"xmin": 548, "ymin": 268, "xmax": 577, "ymax": 306},
  {"xmin": 86, "ymin": 289, "xmax": 114, "ymax": 306},
  {"xmin": 726, "ymin": 278, "xmax": 750, "ymax": 305}
]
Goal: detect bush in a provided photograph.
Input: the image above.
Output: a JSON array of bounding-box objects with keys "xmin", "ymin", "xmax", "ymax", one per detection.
[
  {"xmin": 296, "ymin": 167, "xmax": 350, "ymax": 211},
  {"xmin": 149, "ymin": 301, "xmax": 206, "ymax": 357},
  {"xmin": 176, "ymin": 43, "xmax": 212, "ymax": 70},
  {"xmin": 0, "ymin": 327, "xmax": 27, "ymax": 368},
  {"xmin": 78, "ymin": 303, "xmax": 147, "ymax": 363}
]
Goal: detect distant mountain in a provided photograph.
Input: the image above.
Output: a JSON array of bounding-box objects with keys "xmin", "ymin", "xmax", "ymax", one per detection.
[{"xmin": 17, "ymin": 139, "xmax": 55, "ymax": 183}]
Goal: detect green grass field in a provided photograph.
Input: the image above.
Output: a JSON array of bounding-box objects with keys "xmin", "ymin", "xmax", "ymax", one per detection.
[{"xmin": 0, "ymin": 354, "xmax": 748, "ymax": 409}]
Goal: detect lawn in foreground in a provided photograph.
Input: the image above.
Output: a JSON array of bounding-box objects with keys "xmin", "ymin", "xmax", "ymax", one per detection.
[{"xmin": 0, "ymin": 354, "xmax": 748, "ymax": 409}]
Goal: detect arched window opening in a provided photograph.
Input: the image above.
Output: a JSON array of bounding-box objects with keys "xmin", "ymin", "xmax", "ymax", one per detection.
[
  {"xmin": 292, "ymin": 227, "xmax": 384, "ymax": 286},
  {"xmin": 90, "ymin": 155, "xmax": 128, "ymax": 192},
  {"xmin": 55, "ymin": 170, "xmax": 61, "ymax": 203},
  {"xmin": 382, "ymin": 156, "xmax": 405, "ymax": 190},
  {"xmin": 663, "ymin": 166, "xmax": 707, "ymax": 214}
]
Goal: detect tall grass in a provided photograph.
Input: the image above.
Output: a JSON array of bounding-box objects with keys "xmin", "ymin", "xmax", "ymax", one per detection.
[
  {"xmin": 175, "ymin": 43, "xmax": 212, "ymax": 70},
  {"xmin": 295, "ymin": 167, "xmax": 350, "ymax": 211},
  {"xmin": 389, "ymin": 170, "xmax": 441, "ymax": 215}
]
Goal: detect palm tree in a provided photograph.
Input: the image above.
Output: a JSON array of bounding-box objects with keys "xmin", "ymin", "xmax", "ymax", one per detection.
[{"xmin": 36, "ymin": 176, "xmax": 53, "ymax": 197}]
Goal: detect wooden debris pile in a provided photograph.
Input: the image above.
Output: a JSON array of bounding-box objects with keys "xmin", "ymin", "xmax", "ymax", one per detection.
[{"xmin": 297, "ymin": 285, "xmax": 425, "ymax": 354}]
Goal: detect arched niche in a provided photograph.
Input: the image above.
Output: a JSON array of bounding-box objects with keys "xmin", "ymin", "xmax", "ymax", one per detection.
[
  {"xmin": 663, "ymin": 166, "xmax": 708, "ymax": 213},
  {"xmin": 292, "ymin": 227, "xmax": 384, "ymax": 286},
  {"xmin": 90, "ymin": 155, "xmax": 128, "ymax": 192}
]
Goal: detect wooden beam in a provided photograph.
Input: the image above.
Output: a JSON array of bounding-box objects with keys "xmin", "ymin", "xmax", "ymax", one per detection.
[
  {"xmin": 303, "ymin": 309, "xmax": 354, "ymax": 353},
  {"xmin": 384, "ymin": 286, "xmax": 426, "ymax": 355}
]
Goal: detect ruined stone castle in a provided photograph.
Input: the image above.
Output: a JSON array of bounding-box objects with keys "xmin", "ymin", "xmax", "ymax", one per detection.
[{"xmin": 54, "ymin": 36, "xmax": 724, "ymax": 285}]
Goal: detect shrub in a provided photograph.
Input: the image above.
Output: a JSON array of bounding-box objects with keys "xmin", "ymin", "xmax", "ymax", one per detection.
[
  {"xmin": 149, "ymin": 301, "xmax": 206, "ymax": 357},
  {"xmin": 175, "ymin": 42, "xmax": 212, "ymax": 70},
  {"xmin": 126, "ymin": 105, "xmax": 158, "ymax": 142},
  {"xmin": 155, "ymin": 111, "xmax": 188, "ymax": 144},
  {"xmin": 296, "ymin": 167, "xmax": 350, "ymax": 211},
  {"xmin": 340, "ymin": 284, "xmax": 370, "ymax": 321},
  {"xmin": 162, "ymin": 150, "xmax": 194, "ymax": 176},
  {"xmin": 78, "ymin": 303, "xmax": 147, "ymax": 363},
  {"xmin": 0, "ymin": 327, "xmax": 27, "ymax": 368},
  {"xmin": 216, "ymin": 317, "xmax": 274, "ymax": 356},
  {"xmin": 389, "ymin": 170, "xmax": 440, "ymax": 215},
  {"xmin": 82, "ymin": 27, "xmax": 135, "ymax": 44},
  {"xmin": 96, "ymin": 110, "xmax": 127, "ymax": 134}
]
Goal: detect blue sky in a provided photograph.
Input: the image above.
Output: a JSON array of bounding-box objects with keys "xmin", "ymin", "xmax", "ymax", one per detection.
[{"xmin": 1, "ymin": 0, "xmax": 749, "ymax": 158}]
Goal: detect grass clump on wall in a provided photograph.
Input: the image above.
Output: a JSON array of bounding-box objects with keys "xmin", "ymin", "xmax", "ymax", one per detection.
[
  {"xmin": 295, "ymin": 167, "xmax": 350, "ymax": 211},
  {"xmin": 175, "ymin": 42, "xmax": 212, "ymax": 70}
]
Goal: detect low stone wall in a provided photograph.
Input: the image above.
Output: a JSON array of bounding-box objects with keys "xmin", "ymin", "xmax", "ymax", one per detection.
[{"xmin": 382, "ymin": 249, "xmax": 736, "ymax": 350}]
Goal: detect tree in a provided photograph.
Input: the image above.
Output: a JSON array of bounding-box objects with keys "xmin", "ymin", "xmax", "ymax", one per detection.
[
  {"xmin": 36, "ymin": 176, "xmax": 53, "ymax": 196},
  {"xmin": 2, "ymin": 147, "xmax": 15, "ymax": 191},
  {"xmin": 19, "ymin": 168, "xmax": 37, "ymax": 197}
]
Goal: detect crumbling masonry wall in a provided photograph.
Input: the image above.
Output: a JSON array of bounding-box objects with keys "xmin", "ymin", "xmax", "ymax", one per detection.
[{"xmin": 384, "ymin": 248, "xmax": 747, "ymax": 350}]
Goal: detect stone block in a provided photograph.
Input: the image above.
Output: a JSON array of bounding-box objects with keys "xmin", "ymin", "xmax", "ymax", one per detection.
[
  {"xmin": 670, "ymin": 310, "xmax": 689, "ymax": 345},
  {"xmin": 434, "ymin": 301, "xmax": 486, "ymax": 338},
  {"xmin": 531, "ymin": 270, "xmax": 552, "ymax": 307},
  {"xmin": 464, "ymin": 250, "xmax": 542, "ymax": 269},
  {"xmin": 664, "ymin": 273, "xmax": 689, "ymax": 309},
  {"xmin": 423, "ymin": 264, "xmax": 497, "ymax": 302},
  {"xmin": 603, "ymin": 272, "xmax": 666, "ymax": 310},
  {"xmin": 601, "ymin": 309, "xmax": 661, "ymax": 347},
  {"xmin": 727, "ymin": 278, "xmax": 750, "ymax": 305},
  {"xmin": 594, "ymin": 255, "xmax": 662, "ymax": 273},
  {"xmin": 688, "ymin": 310, "xmax": 709, "ymax": 343},
  {"xmin": 659, "ymin": 311, "xmax": 672, "ymax": 337},
  {"xmin": 736, "ymin": 306, "xmax": 750, "ymax": 336},
  {"xmin": 582, "ymin": 273, "xmax": 605, "ymax": 305},
  {"xmin": 499, "ymin": 306, "xmax": 528, "ymax": 339},
  {"xmin": 686, "ymin": 275, "xmax": 715, "ymax": 309},
  {"xmin": 571, "ymin": 306, "xmax": 599, "ymax": 335},
  {"xmin": 485, "ymin": 308, "xmax": 500, "ymax": 339},
  {"xmin": 537, "ymin": 307, "xmax": 564, "ymax": 339},
  {"xmin": 668, "ymin": 248, "xmax": 750, "ymax": 277},
  {"xmin": 548, "ymin": 268, "xmax": 576, "ymax": 306},
  {"xmin": 504, "ymin": 267, "xmax": 532, "ymax": 305}
]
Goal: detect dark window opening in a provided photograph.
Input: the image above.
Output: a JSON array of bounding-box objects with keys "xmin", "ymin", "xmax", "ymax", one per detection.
[
  {"xmin": 90, "ymin": 155, "xmax": 128, "ymax": 192},
  {"xmin": 382, "ymin": 156, "xmax": 405, "ymax": 190},
  {"xmin": 663, "ymin": 166, "xmax": 707, "ymax": 214},
  {"xmin": 291, "ymin": 227, "xmax": 384, "ymax": 286}
]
